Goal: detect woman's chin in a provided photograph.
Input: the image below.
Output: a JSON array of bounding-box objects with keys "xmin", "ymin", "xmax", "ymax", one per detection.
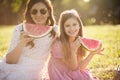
[{"xmin": 35, "ymin": 22, "xmax": 45, "ymax": 25}]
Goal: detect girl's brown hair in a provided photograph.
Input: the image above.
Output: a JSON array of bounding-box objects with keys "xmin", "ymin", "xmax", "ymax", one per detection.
[{"xmin": 59, "ymin": 9, "xmax": 86, "ymax": 61}]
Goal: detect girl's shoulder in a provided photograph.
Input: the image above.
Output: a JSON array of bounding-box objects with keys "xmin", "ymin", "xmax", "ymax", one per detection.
[
  {"xmin": 52, "ymin": 37, "xmax": 61, "ymax": 46},
  {"xmin": 51, "ymin": 38, "xmax": 63, "ymax": 58}
]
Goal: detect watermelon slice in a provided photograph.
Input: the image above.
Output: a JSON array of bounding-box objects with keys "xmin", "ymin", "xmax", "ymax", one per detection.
[
  {"xmin": 79, "ymin": 37, "xmax": 102, "ymax": 51},
  {"xmin": 23, "ymin": 23, "xmax": 52, "ymax": 38}
]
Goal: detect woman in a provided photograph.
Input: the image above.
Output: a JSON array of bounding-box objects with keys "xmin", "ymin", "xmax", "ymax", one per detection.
[
  {"xmin": 0, "ymin": 0, "xmax": 56, "ymax": 80},
  {"xmin": 48, "ymin": 9, "xmax": 103, "ymax": 80}
]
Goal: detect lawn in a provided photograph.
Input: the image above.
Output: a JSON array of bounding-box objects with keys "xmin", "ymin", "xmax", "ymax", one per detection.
[{"xmin": 0, "ymin": 25, "xmax": 120, "ymax": 80}]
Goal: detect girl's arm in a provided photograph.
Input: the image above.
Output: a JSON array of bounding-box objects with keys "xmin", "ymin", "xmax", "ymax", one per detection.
[
  {"xmin": 78, "ymin": 53, "xmax": 95, "ymax": 70},
  {"xmin": 78, "ymin": 45, "xmax": 104, "ymax": 70}
]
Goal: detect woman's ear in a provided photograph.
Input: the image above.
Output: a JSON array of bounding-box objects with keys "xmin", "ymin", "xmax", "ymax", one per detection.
[{"xmin": 47, "ymin": 10, "xmax": 50, "ymax": 17}]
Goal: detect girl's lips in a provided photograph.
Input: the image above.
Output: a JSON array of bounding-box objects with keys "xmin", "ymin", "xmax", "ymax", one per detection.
[{"xmin": 68, "ymin": 30, "xmax": 77, "ymax": 34}]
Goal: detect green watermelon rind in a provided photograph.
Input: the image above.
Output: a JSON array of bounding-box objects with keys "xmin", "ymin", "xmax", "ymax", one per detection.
[
  {"xmin": 23, "ymin": 23, "xmax": 52, "ymax": 38},
  {"xmin": 79, "ymin": 37, "xmax": 102, "ymax": 51}
]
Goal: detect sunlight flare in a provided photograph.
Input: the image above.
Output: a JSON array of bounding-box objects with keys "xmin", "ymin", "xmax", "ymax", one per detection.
[{"xmin": 83, "ymin": 0, "xmax": 90, "ymax": 3}]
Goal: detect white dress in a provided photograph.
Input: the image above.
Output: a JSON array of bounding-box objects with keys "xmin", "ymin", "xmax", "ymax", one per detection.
[{"xmin": 0, "ymin": 23, "xmax": 52, "ymax": 80}]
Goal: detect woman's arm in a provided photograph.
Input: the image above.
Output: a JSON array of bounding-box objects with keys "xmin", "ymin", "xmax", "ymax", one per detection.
[
  {"xmin": 6, "ymin": 43, "xmax": 24, "ymax": 64},
  {"xmin": 6, "ymin": 25, "xmax": 33, "ymax": 64}
]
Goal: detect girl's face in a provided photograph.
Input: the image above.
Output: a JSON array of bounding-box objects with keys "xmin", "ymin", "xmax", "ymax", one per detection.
[
  {"xmin": 30, "ymin": 2, "xmax": 49, "ymax": 25},
  {"xmin": 64, "ymin": 17, "xmax": 80, "ymax": 40}
]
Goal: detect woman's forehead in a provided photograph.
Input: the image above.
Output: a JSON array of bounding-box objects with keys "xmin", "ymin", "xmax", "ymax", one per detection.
[{"xmin": 31, "ymin": 2, "xmax": 47, "ymax": 9}]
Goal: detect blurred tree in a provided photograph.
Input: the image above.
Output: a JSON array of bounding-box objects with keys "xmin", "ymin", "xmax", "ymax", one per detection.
[
  {"xmin": 87, "ymin": 0, "xmax": 120, "ymax": 24},
  {"xmin": 0, "ymin": 0, "xmax": 27, "ymax": 25},
  {"xmin": 0, "ymin": 0, "xmax": 120, "ymax": 25}
]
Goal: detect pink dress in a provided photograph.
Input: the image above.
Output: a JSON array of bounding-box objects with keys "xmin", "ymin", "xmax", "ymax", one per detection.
[{"xmin": 48, "ymin": 40, "xmax": 97, "ymax": 80}]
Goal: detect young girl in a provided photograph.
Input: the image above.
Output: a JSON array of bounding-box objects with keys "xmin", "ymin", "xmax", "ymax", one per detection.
[{"xmin": 48, "ymin": 9, "xmax": 103, "ymax": 80}]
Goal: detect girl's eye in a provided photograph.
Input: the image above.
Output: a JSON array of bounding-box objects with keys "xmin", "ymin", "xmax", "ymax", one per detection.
[
  {"xmin": 73, "ymin": 23, "xmax": 77, "ymax": 26},
  {"xmin": 65, "ymin": 25, "xmax": 70, "ymax": 28},
  {"xmin": 73, "ymin": 23, "xmax": 78, "ymax": 26}
]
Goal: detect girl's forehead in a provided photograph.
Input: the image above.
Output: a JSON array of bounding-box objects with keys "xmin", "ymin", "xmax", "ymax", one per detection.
[{"xmin": 65, "ymin": 17, "xmax": 78, "ymax": 23}]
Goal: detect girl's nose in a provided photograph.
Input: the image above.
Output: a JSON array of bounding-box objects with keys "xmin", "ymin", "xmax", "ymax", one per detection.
[{"xmin": 70, "ymin": 26, "xmax": 74, "ymax": 30}]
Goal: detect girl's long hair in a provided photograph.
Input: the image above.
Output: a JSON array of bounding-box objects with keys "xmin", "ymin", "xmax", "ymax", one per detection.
[{"xmin": 59, "ymin": 9, "xmax": 86, "ymax": 61}]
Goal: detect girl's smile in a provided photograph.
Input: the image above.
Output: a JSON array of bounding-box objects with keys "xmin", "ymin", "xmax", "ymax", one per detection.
[{"xmin": 64, "ymin": 17, "xmax": 80, "ymax": 40}]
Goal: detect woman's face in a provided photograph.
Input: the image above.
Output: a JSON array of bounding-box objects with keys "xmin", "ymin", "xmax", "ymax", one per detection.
[
  {"xmin": 30, "ymin": 2, "xmax": 49, "ymax": 25},
  {"xmin": 64, "ymin": 17, "xmax": 80, "ymax": 40}
]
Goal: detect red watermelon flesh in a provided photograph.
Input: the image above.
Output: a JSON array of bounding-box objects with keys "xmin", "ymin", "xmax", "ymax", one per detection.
[
  {"xmin": 23, "ymin": 23, "xmax": 52, "ymax": 38},
  {"xmin": 79, "ymin": 37, "xmax": 101, "ymax": 51}
]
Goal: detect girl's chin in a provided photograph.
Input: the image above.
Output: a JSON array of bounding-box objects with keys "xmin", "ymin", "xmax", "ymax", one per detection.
[
  {"xmin": 68, "ymin": 34, "xmax": 78, "ymax": 37},
  {"xmin": 69, "ymin": 35, "xmax": 77, "ymax": 38}
]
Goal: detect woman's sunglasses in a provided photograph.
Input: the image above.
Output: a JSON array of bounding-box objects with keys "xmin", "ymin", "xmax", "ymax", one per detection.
[{"xmin": 30, "ymin": 8, "xmax": 47, "ymax": 15}]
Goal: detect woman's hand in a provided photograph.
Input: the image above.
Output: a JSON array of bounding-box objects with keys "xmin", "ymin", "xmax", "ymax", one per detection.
[{"xmin": 19, "ymin": 31, "xmax": 34, "ymax": 47}]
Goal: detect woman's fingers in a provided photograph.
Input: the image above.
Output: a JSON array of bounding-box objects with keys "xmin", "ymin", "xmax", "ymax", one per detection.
[
  {"xmin": 25, "ymin": 37, "xmax": 34, "ymax": 43},
  {"xmin": 20, "ymin": 31, "xmax": 30, "ymax": 38},
  {"xmin": 20, "ymin": 31, "xmax": 34, "ymax": 47}
]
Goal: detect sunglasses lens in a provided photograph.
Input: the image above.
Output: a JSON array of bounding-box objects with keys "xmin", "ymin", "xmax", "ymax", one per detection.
[
  {"xmin": 31, "ymin": 9, "xmax": 37, "ymax": 15},
  {"xmin": 31, "ymin": 9, "xmax": 47, "ymax": 15},
  {"xmin": 40, "ymin": 9, "xmax": 47, "ymax": 15}
]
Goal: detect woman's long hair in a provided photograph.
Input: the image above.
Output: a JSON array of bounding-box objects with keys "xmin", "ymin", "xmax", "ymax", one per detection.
[
  {"xmin": 24, "ymin": 0, "xmax": 55, "ymax": 26},
  {"xmin": 59, "ymin": 9, "xmax": 86, "ymax": 61},
  {"xmin": 23, "ymin": 0, "xmax": 56, "ymax": 48}
]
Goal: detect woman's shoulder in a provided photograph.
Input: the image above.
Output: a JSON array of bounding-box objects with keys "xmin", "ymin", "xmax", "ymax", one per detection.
[{"xmin": 14, "ymin": 23, "xmax": 24, "ymax": 31}]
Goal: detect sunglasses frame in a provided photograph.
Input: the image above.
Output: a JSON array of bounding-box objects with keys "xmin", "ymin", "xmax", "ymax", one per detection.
[{"xmin": 30, "ymin": 8, "xmax": 48, "ymax": 15}]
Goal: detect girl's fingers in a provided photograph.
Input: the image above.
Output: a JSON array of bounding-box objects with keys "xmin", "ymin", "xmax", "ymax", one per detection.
[
  {"xmin": 75, "ymin": 37, "xmax": 81, "ymax": 46},
  {"xmin": 96, "ymin": 48, "xmax": 104, "ymax": 55},
  {"xmin": 101, "ymin": 48, "xmax": 104, "ymax": 51}
]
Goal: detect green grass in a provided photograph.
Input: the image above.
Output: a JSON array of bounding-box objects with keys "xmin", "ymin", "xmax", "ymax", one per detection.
[
  {"xmin": 84, "ymin": 25, "xmax": 120, "ymax": 80},
  {"xmin": 0, "ymin": 25, "xmax": 14, "ymax": 57},
  {"xmin": 0, "ymin": 25, "xmax": 120, "ymax": 80}
]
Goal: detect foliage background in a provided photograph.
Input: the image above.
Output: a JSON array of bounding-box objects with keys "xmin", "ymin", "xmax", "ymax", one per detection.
[{"xmin": 0, "ymin": 0, "xmax": 120, "ymax": 25}]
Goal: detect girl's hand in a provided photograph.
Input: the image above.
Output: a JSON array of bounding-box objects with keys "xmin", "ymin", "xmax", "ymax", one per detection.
[
  {"xmin": 19, "ymin": 31, "xmax": 34, "ymax": 47},
  {"xmin": 71, "ymin": 37, "xmax": 81, "ymax": 51},
  {"xmin": 90, "ymin": 43, "xmax": 104, "ymax": 55}
]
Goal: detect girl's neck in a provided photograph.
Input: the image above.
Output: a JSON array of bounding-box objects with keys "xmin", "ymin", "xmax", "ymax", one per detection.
[{"xmin": 69, "ymin": 37, "xmax": 75, "ymax": 43}]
